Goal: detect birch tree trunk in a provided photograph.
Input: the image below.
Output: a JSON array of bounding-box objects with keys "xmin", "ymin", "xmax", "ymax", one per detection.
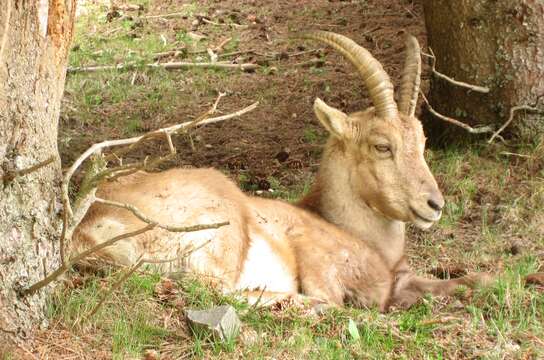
[
  {"xmin": 0, "ymin": 0, "xmax": 76, "ymax": 346},
  {"xmin": 422, "ymin": 0, "xmax": 544, "ymax": 141}
]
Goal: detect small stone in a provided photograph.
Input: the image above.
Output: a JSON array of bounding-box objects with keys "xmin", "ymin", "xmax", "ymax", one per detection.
[
  {"xmin": 205, "ymin": 144, "xmax": 213, "ymax": 149},
  {"xmin": 143, "ymin": 349, "xmax": 159, "ymax": 360},
  {"xmin": 310, "ymin": 303, "xmax": 332, "ymax": 316},
  {"xmin": 275, "ymin": 150, "xmax": 289, "ymax": 163},
  {"xmin": 240, "ymin": 328, "xmax": 259, "ymax": 346},
  {"xmin": 186, "ymin": 305, "xmax": 241, "ymax": 341},
  {"xmin": 508, "ymin": 240, "xmax": 523, "ymax": 255}
]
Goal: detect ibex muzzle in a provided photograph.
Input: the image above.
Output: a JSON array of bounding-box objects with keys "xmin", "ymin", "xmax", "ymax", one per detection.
[{"xmin": 302, "ymin": 31, "xmax": 444, "ymax": 229}]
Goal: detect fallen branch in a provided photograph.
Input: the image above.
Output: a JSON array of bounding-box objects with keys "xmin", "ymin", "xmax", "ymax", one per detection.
[
  {"xmin": 201, "ymin": 18, "xmax": 248, "ymax": 29},
  {"xmin": 144, "ymin": 11, "xmax": 188, "ymax": 19},
  {"xmin": 23, "ymin": 208, "xmax": 229, "ymax": 297},
  {"xmin": 292, "ymin": 58, "xmax": 327, "ymax": 68},
  {"xmin": 1, "ymin": 156, "xmax": 55, "ymax": 184},
  {"xmin": 94, "ymin": 197, "xmax": 229, "ymax": 233},
  {"xmin": 425, "ymin": 48, "xmax": 490, "ymax": 94},
  {"xmin": 421, "ymin": 92, "xmax": 494, "ymax": 134},
  {"xmin": 85, "ymin": 255, "xmax": 145, "ymax": 320},
  {"xmin": 86, "ymin": 236, "xmax": 216, "ymax": 320},
  {"xmin": 153, "ymin": 49, "xmax": 186, "ymax": 61},
  {"xmin": 21, "ymin": 224, "xmax": 155, "ymax": 296},
  {"xmin": 112, "ymin": 4, "xmax": 142, "ymax": 11},
  {"xmin": 219, "ymin": 49, "xmax": 256, "ymax": 58},
  {"xmin": 499, "ymin": 151, "xmax": 532, "ymax": 159},
  {"xmin": 58, "ymin": 100, "xmax": 256, "ymax": 269},
  {"xmin": 67, "ymin": 61, "xmax": 258, "ymax": 73},
  {"xmin": 488, "ymin": 105, "xmax": 544, "ymax": 143},
  {"xmin": 62, "ymin": 101, "xmax": 258, "ymax": 218}
]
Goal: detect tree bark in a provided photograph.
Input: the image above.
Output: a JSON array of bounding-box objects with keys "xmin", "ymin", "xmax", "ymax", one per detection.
[
  {"xmin": 0, "ymin": 0, "xmax": 76, "ymax": 346},
  {"xmin": 422, "ymin": 0, "xmax": 544, "ymax": 141}
]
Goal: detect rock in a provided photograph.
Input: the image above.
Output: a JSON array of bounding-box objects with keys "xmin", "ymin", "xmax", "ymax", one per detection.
[
  {"xmin": 508, "ymin": 240, "xmax": 523, "ymax": 255},
  {"xmin": 310, "ymin": 303, "xmax": 332, "ymax": 316},
  {"xmin": 240, "ymin": 328, "xmax": 259, "ymax": 346},
  {"xmin": 143, "ymin": 349, "xmax": 159, "ymax": 360},
  {"xmin": 185, "ymin": 305, "xmax": 241, "ymax": 341}
]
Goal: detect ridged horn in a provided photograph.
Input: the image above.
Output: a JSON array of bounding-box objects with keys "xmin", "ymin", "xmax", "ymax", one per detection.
[
  {"xmin": 397, "ymin": 34, "xmax": 422, "ymax": 117},
  {"xmin": 303, "ymin": 31, "xmax": 398, "ymax": 120}
]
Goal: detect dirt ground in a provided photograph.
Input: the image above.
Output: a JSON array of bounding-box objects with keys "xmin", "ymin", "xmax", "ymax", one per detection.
[
  {"xmin": 9, "ymin": 0, "xmax": 544, "ymax": 358},
  {"xmin": 60, "ymin": 0, "xmax": 428, "ymax": 189}
]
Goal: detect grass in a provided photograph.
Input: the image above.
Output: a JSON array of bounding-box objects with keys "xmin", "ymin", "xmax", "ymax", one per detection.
[
  {"xmin": 44, "ymin": 0, "xmax": 544, "ymax": 358},
  {"xmin": 45, "ymin": 141, "xmax": 544, "ymax": 357}
]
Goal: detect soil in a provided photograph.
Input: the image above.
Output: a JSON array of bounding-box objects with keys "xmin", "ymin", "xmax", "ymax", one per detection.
[{"xmin": 60, "ymin": 0, "xmax": 429, "ymax": 191}]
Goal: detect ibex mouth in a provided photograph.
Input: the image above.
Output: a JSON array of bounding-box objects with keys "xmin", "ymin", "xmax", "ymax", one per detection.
[{"xmin": 409, "ymin": 207, "xmax": 440, "ymax": 229}]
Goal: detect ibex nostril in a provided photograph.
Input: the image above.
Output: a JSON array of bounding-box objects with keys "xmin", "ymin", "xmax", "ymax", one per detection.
[{"xmin": 427, "ymin": 199, "xmax": 443, "ymax": 212}]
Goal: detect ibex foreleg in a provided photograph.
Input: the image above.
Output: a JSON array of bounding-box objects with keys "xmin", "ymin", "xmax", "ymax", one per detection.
[{"xmin": 390, "ymin": 270, "xmax": 494, "ymax": 309}]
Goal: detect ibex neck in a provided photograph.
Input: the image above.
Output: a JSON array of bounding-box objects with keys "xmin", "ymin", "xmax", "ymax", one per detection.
[{"xmin": 298, "ymin": 150, "xmax": 405, "ymax": 268}]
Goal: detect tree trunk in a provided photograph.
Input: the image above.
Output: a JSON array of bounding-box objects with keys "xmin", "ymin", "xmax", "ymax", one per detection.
[
  {"xmin": 0, "ymin": 0, "xmax": 75, "ymax": 346},
  {"xmin": 422, "ymin": 0, "xmax": 544, "ymax": 141}
]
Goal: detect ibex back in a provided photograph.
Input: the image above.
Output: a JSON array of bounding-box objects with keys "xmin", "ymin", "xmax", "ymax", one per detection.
[{"xmin": 73, "ymin": 31, "xmax": 488, "ymax": 310}]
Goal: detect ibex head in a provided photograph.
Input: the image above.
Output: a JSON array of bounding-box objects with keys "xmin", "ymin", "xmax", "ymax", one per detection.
[{"xmin": 306, "ymin": 31, "xmax": 444, "ymax": 229}]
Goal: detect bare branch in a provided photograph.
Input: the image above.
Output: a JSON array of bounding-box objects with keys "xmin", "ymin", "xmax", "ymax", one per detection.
[
  {"xmin": 201, "ymin": 18, "xmax": 248, "ymax": 29},
  {"xmin": 1, "ymin": 156, "xmax": 55, "ymax": 184},
  {"xmin": 142, "ymin": 238, "xmax": 213, "ymax": 264},
  {"xmin": 488, "ymin": 105, "xmax": 544, "ymax": 143},
  {"xmin": 67, "ymin": 61, "xmax": 259, "ymax": 73},
  {"xmin": 106, "ymin": 91, "xmax": 225, "ymax": 162},
  {"xmin": 427, "ymin": 48, "xmax": 490, "ymax": 94},
  {"xmin": 421, "ymin": 92, "xmax": 494, "ymax": 134},
  {"xmin": 94, "ymin": 197, "xmax": 230, "ymax": 232},
  {"xmin": 144, "ymin": 11, "xmax": 189, "ymax": 19},
  {"xmin": 292, "ymin": 58, "xmax": 327, "ymax": 68},
  {"xmin": 85, "ymin": 255, "xmax": 145, "ymax": 320},
  {"xmin": 86, "ymin": 236, "xmax": 217, "ymax": 319},
  {"xmin": 153, "ymin": 49, "xmax": 186, "ymax": 61},
  {"xmin": 62, "ymin": 101, "xmax": 258, "ymax": 217},
  {"xmin": 219, "ymin": 50, "xmax": 256, "ymax": 58},
  {"xmin": 20, "ymin": 224, "xmax": 156, "ymax": 296}
]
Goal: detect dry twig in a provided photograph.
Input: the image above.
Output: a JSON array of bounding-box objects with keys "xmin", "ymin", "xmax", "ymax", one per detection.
[
  {"xmin": 153, "ymin": 49, "xmax": 186, "ymax": 61},
  {"xmin": 94, "ymin": 197, "xmax": 229, "ymax": 233},
  {"xmin": 292, "ymin": 58, "xmax": 327, "ymax": 68},
  {"xmin": 426, "ymin": 48, "xmax": 490, "ymax": 94},
  {"xmin": 24, "ymin": 98, "xmax": 257, "ymax": 297},
  {"xmin": 21, "ymin": 224, "xmax": 156, "ymax": 296},
  {"xmin": 421, "ymin": 92, "xmax": 494, "ymax": 134},
  {"xmin": 144, "ymin": 11, "xmax": 188, "ymax": 19},
  {"xmin": 1, "ymin": 156, "xmax": 55, "ymax": 184},
  {"xmin": 488, "ymin": 105, "xmax": 543, "ymax": 143},
  {"xmin": 58, "ymin": 100, "xmax": 256, "ymax": 266},
  {"xmin": 201, "ymin": 18, "xmax": 248, "ymax": 29},
  {"xmin": 85, "ymin": 255, "xmax": 145, "ymax": 320},
  {"xmin": 61, "ymin": 101, "xmax": 258, "ymax": 219},
  {"xmin": 68, "ymin": 61, "xmax": 258, "ymax": 73},
  {"xmin": 86, "ymin": 235, "xmax": 217, "ymax": 320}
]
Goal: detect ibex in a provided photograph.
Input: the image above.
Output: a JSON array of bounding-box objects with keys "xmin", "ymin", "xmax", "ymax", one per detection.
[
  {"xmin": 72, "ymin": 31, "xmax": 489, "ymax": 310},
  {"xmin": 296, "ymin": 31, "xmax": 491, "ymax": 307}
]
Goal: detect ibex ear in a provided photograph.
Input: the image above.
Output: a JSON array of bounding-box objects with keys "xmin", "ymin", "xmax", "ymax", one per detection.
[{"xmin": 313, "ymin": 98, "xmax": 349, "ymax": 138}]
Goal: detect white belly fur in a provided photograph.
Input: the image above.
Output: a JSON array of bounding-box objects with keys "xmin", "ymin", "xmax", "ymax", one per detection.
[{"xmin": 236, "ymin": 235, "xmax": 297, "ymax": 293}]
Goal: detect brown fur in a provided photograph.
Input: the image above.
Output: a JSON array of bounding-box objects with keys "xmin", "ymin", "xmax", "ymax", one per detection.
[
  {"xmin": 72, "ymin": 168, "xmax": 394, "ymax": 310},
  {"xmin": 72, "ymin": 32, "xmax": 491, "ymax": 310},
  {"xmin": 296, "ymin": 86, "xmax": 490, "ymax": 309}
]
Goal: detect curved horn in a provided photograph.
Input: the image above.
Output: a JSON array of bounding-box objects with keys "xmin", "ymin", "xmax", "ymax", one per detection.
[
  {"xmin": 303, "ymin": 31, "xmax": 398, "ymax": 120},
  {"xmin": 398, "ymin": 34, "xmax": 422, "ymax": 117}
]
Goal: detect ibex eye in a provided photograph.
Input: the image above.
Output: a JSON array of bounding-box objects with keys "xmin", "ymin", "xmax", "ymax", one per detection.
[{"xmin": 374, "ymin": 144, "xmax": 391, "ymax": 153}]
